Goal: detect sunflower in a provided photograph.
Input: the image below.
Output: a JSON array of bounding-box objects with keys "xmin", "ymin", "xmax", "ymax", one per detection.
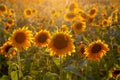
[
  {"xmin": 112, "ymin": 70, "xmax": 120, "ymax": 79},
  {"xmin": 76, "ymin": 8, "xmax": 84, "ymax": 14},
  {"xmin": 34, "ymin": 30, "xmax": 51, "ymax": 47},
  {"xmin": 49, "ymin": 19, "xmax": 54, "ymax": 26},
  {"xmin": 68, "ymin": 1, "xmax": 78, "ymax": 12},
  {"xmin": 72, "ymin": 21, "xmax": 86, "ymax": 34},
  {"xmin": 111, "ymin": 9, "xmax": 119, "ymax": 24},
  {"xmin": 6, "ymin": 13, "xmax": 14, "ymax": 19},
  {"xmin": 9, "ymin": 27, "xmax": 33, "ymax": 50},
  {"xmin": 51, "ymin": 10, "xmax": 58, "ymax": 18},
  {"xmin": 6, "ymin": 19, "xmax": 15, "ymax": 27},
  {"xmin": 32, "ymin": 9, "xmax": 38, "ymax": 15},
  {"xmin": 117, "ymin": 45, "xmax": 120, "ymax": 54},
  {"xmin": 4, "ymin": 26, "xmax": 10, "ymax": 31},
  {"xmin": 88, "ymin": 7, "xmax": 98, "ymax": 18},
  {"xmin": 48, "ymin": 31, "xmax": 75, "ymax": 57},
  {"xmin": 64, "ymin": 12, "xmax": 77, "ymax": 22},
  {"xmin": 0, "ymin": 4, "xmax": 7, "ymax": 14},
  {"xmin": 101, "ymin": 10, "xmax": 107, "ymax": 19},
  {"xmin": 109, "ymin": 67, "xmax": 120, "ymax": 80},
  {"xmin": 61, "ymin": 24, "xmax": 69, "ymax": 32},
  {"xmin": 84, "ymin": 40, "xmax": 109, "ymax": 61},
  {"xmin": 87, "ymin": 16, "xmax": 95, "ymax": 25},
  {"xmin": 8, "ymin": 8, "xmax": 15, "ymax": 15},
  {"xmin": 79, "ymin": 12, "xmax": 88, "ymax": 22},
  {"xmin": 4, "ymin": 19, "xmax": 15, "ymax": 31},
  {"xmin": 102, "ymin": 19, "xmax": 110, "ymax": 27},
  {"xmin": 78, "ymin": 43, "xmax": 86, "ymax": 57},
  {"xmin": 51, "ymin": 10, "xmax": 56, "ymax": 15},
  {"xmin": 39, "ymin": 16, "xmax": 47, "ymax": 29},
  {"xmin": 0, "ymin": 41, "xmax": 17, "ymax": 58},
  {"xmin": 24, "ymin": 8, "xmax": 32, "ymax": 18}
]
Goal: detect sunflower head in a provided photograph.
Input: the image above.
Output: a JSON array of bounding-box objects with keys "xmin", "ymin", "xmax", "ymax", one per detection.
[
  {"xmin": 32, "ymin": 9, "xmax": 38, "ymax": 15},
  {"xmin": 49, "ymin": 19, "xmax": 54, "ymax": 26},
  {"xmin": 79, "ymin": 12, "xmax": 88, "ymax": 21},
  {"xmin": 39, "ymin": 16, "xmax": 47, "ymax": 28},
  {"xmin": 8, "ymin": 8, "xmax": 15, "ymax": 15},
  {"xmin": 51, "ymin": 10, "xmax": 56, "ymax": 15},
  {"xmin": 88, "ymin": 7, "xmax": 98, "ymax": 18},
  {"xmin": 101, "ymin": 10, "xmax": 107, "ymax": 19},
  {"xmin": 111, "ymin": 9, "xmax": 119, "ymax": 23},
  {"xmin": 102, "ymin": 19, "xmax": 110, "ymax": 27},
  {"xmin": 84, "ymin": 40, "xmax": 109, "ymax": 61},
  {"xmin": 0, "ymin": 4, "xmax": 7, "ymax": 14},
  {"xmin": 61, "ymin": 24, "xmax": 69, "ymax": 32},
  {"xmin": 5, "ymin": 19, "xmax": 15, "ymax": 28},
  {"xmin": 34, "ymin": 30, "xmax": 51, "ymax": 47},
  {"xmin": 51, "ymin": 10, "xmax": 58, "ymax": 17},
  {"xmin": 9, "ymin": 27, "xmax": 33, "ymax": 50},
  {"xmin": 76, "ymin": 8, "xmax": 84, "ymax": 14},
  {"xmin": 109, "ymin": 67, "xmax": 120, "ymax": 80},
  {"xmin": 87, "ymin": 16, "xmax": 94, "ymax": 25},
  {"xmin": 0, "ymin": 41, "xmax": 17, "ymax": 58},
  {"xmin": 4, "ymin": 25, "xmax": 10, "ymax": 32},
  {"xmin": 48, "ymin": 31, "xmax": 75, "ymax": 57},
  {"xmin": 78, "ymin": 43, "xmax": 86, "ymax": 57},
  {"xmin": 72, "ymin": 21, "xmax": 86, "ymax": 34},
  {"xmin": 64, "ymin": 12, "xmax": 77, "ymax": 22},
  {"xmin": 68, "ymin": 1, "xmax": 78, "ymax": 12},
  {"xmin": 24, "ymin": 8, "xmax": 32, "ymax": 18},
  {"xmin": 5, "ymin": 19, "xmax": 15, "ymax": 32}
]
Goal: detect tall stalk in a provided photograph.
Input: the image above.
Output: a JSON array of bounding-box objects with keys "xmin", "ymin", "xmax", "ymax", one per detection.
[
  {"xmin": 59, "ymin": 57, "xmax": 63, "ymax": 80},
  {"xmin": 17, "ymin": 51, "xmax": 21, "ymax": 80}
]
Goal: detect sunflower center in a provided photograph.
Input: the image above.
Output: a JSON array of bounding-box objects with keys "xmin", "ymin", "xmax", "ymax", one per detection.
[
  {"xmin": 75, "ymin": 23, "xmax": 83, "ymax": 29},
  {"xmin": 26, "ymin": 10, "xmax": 31, "ymax": 15},
  {"xmin": 5, "ymin": 45, "xmax": 12, "ymax": 53},
  {"xmin": 66, "ymin": 13, "xmax": 76, "ymax": 19},
  {"xmin": 10, "ymin": 10, "xmax": 14, "ymax": 13},
  {"xmin": 37, "ymin": 33, "xmax": 48, "ymax": 43},
  {"xmin": 69, "ymin": 4, "xmax": 75, "ymax": 11},
  {"xmin": 5, "ymin": 26, "xmax": 9, "ymax": 30},
  {"xmin": 15, "ymin": 32, "xmax": 26, "ymax": 44},
  {"xmin": 80, "ymin": 13, "xmax": 87, "ymax": 19},
  {"xmin": 113, "ymin": 70, "xmax": 120, "ymax": 75},
  {"xmin": 0, "ymin": 5, "xmax": 6, "ymax": 12},
  {"xmin": 80, "ymin": 47, "xmax": 85, "ymax": 54},
  {"xmin": 32, "ymin": 10, "xmax": 35, "ymax": 13},
  {"xmin": 52, "ymin": 10, "xmax": 55, "ymax": 14},
  {"xmin": 8, "ymin": 20, "xmax": 13, "ymax": 24},
  {"xmin": 53, "ymin": 34, "xmax": 68, "ymax": 49},
  {"xmin": 103, "ymin": 20, "xmax": 107, "ymax": 25},
  {"xmin": 91, "ymin": 44, "xmax": 102, "ymax": 53},
  {"xmin": 90, "ymin": 9, "xmax": 96, "ymax": 15},
  {"xmin": 88, "ymin": 17, "xmax": 94, "ymax": 23}
]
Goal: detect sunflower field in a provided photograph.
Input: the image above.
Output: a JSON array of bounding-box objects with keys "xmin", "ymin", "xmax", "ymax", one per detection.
[{"xmin": 0, "ymin": 0, "xmax": 120, "ymax": 80}]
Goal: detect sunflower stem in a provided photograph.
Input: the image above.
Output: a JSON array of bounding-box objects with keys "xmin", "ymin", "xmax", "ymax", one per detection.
[
  {"xmin": 17, "ymin": 51, "xmax": 21, "ymax": 80},
  {"xmin": 59, "ymin": 57, "xmax": 63, "ymax": 80}
]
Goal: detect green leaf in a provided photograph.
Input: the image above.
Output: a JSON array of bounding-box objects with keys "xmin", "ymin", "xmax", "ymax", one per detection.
[
  {"xmin": 83, "ymin": 36, "xmax": 90, "ymax": 44},
  {"xmin": 64, "ymin": 65, "xmax": 81, "ymax": 76},
  {"xmin": 0, "ymin": 75, "xmax": 9, "ymax": 80},
  {"xmin": 11, "ymin": 71, "xmax": 23, "ymax": 80},
  {"xmin": 23, "ymin": 76, "xmax": 32, "ymax": 80},
  {"xmin": 53, "ymin": 58, "xmax": 60, "ymax": 66},
  {"xmin": 79, "ymin": 60, "xmax": 88, "ymax": 69},
  {"xmin": 43, "ymin": 72, "xmax": 59, "ymax": 80}
]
